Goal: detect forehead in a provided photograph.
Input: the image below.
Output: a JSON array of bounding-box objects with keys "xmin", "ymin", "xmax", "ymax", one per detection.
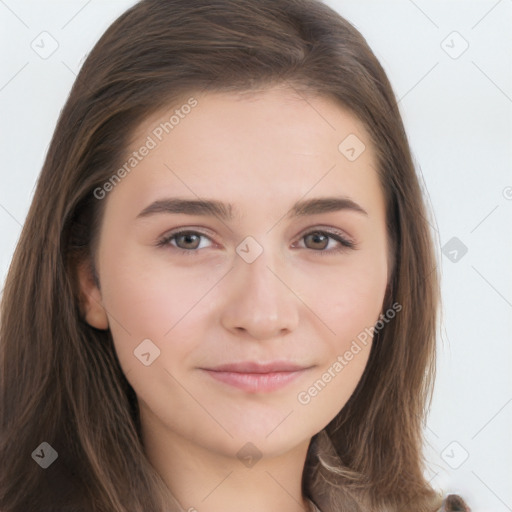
[
  {"xmin": 108, "ymin": 86, "xmax": 383, "ymax": 220},
  {"xmin": 130, "ymin": 85, "xmax": 370, "ymax": 157}
]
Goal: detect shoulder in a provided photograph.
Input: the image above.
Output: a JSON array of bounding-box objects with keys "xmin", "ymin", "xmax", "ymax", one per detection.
[{"xmin": 437, "ymin": 494, "xmax": 471, "ymax": 512}]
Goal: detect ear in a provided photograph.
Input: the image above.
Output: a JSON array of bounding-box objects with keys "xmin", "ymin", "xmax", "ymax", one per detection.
[{"xmin": 76, "ymin": 259, "xmax": 109, "ymax": 330}]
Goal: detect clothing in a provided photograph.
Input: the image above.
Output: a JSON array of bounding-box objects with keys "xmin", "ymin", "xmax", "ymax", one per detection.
[
  {"xmin": 439, "ymin": 494, "xmax": 471, "ymax": 511},
  {"xmin": 306, "ymin": 493, "xmax": 470, "ymax": 511},
  {"xmin": 307, "ymin": 499, "xmax": 322, "ymax": 512}
]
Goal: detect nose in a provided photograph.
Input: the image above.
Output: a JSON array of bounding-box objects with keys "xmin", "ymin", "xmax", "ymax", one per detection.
[{"xmin": 219, "ymin": 245, "xmax": 300, "ymax": 341}]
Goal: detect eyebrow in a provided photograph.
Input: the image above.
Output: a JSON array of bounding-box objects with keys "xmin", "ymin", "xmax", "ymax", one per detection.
[{"xmin": 136, "ymin": 196, "xmax": 368, "ymax": 221}]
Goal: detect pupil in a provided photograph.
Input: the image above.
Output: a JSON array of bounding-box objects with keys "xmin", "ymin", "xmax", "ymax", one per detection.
[
  {"xmin": 310, "ymin": 232, "xmax": 326, "ymax": 248},
  {"xmin": 182, "ymin": 234, "xmax": 198, "ymax": 248}
]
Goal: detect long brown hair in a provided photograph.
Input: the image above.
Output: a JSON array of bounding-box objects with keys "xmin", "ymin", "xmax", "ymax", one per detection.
[{"xmin": 0, "ymin": 1, "xmax": 442, "ymax": 511}]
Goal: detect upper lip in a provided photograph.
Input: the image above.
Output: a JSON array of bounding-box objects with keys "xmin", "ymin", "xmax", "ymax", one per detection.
[{"xmin": 203, "ymin": 361, "xmax": 310, "ymax": 373}]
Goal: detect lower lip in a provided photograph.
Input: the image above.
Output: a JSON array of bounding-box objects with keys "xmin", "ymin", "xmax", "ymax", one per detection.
[{"xmin": 201, "ymin": 369, "xmax": 308, "ymax": 392}]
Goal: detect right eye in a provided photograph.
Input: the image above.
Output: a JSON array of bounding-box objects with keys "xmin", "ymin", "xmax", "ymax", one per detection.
[{"xmin": 156, "ymin": 230, "xmax": 214, "ymax": 254}]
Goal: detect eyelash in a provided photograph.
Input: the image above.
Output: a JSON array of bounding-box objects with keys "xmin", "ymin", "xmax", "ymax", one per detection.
[{"xmin": 156, "ymin": 228, "xmax": 356, "ymax": 256}]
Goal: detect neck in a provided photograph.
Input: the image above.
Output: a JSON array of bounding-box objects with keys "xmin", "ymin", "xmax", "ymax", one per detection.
[{"xmin": 141, "ymin": 405, "xmax": 313, "ymax": 512}]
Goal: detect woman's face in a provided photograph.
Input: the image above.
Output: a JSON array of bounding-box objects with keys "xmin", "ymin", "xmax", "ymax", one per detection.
[{"xmin": 80, "ymin": 85, "xmax": 389, "ymax": 461}]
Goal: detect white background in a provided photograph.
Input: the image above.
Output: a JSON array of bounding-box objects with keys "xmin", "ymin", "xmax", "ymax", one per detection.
[{"xmin": 1, "ymin": 1, "xmax": 511, "ymax": 510}]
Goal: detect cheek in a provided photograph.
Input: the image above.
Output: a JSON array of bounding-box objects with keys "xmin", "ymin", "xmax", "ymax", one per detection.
[
  {"xmin": 295, "ymin": 345, "xmax": 371, "ymax": 430},
  {"xmin": 98, "ymin": 249, "xmax": 214, "ymax": 376},
  {"xmin": 295, "ymin": 253, "xmax": 386, "ymax": 410},
  {"xmin": 303, "ymin": 257, "xmax": 387, "ymax": 346},
  {"xmin": 294, "ymin": 267, "xmax": 382, "ymax": 420}
]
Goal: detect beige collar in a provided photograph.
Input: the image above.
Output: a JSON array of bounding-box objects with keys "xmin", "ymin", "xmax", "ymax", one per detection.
[{"xmin": 306, "ymin": 498, "xmax": 322, "ymax": 512}]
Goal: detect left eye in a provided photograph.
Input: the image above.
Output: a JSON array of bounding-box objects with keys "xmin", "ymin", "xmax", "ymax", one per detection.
[
  {"xmin": 297, "ymin": 230, "xmax": 355, "ymax": 253},
  {"xmin": 156, "ymin": 229, "xmax": 355, "ymax": 255}
]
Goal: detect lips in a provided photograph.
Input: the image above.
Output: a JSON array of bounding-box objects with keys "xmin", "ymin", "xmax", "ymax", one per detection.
[
  {"xmin": 200, "ymin": 361, "xmax": 312, "ymax": 393},
  {"xmin": 206, "ymin": 361, "xmax": 308, "ymax": 373}
]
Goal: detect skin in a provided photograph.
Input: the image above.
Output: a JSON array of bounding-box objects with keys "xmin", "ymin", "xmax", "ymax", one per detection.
[{"xmin": 78, "ymin": 84, "xmax": 389, "ymax": 512}]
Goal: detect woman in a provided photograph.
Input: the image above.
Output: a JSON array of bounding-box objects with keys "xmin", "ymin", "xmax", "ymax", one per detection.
[{"xmin": 0, "ymin": 1, "xmax": 470, "ymax": 511}]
